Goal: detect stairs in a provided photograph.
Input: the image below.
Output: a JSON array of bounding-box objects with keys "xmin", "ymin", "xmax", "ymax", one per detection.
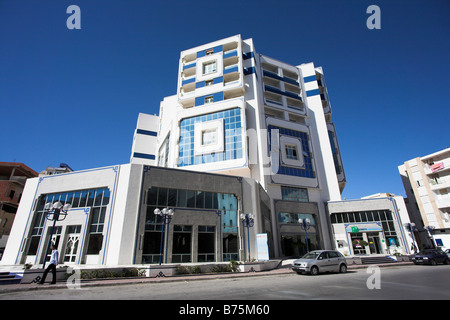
[
  {"xmin": 360, "ymin": 256, "xmax": 397, "ymax": 265},
  {"xmin": 0, "ymin": 272, "xmax": 22, "ymax": 285}
]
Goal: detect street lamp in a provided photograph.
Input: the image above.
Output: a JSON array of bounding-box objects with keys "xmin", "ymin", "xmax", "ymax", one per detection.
[
  {"xmin": 154, "ymin": 207, "xmax": 174, "ymax": 265},
  {"xmin": 240, "ymin": 213, "xmax": 255, "ymax": 261},
  {"xmin": 42, "ymin": 201, "xmax": 71, "ymax": 268},
  {"xmin": 425, "ymin": 225, "xmax": 436, "ymax": 248},
  {"xmin": 404, "ymin": 222, "xmax": 417, "ymax": 253},
  {"xmin": 298, "ymin": 218, "xmax": 311, "ymax": 253}
]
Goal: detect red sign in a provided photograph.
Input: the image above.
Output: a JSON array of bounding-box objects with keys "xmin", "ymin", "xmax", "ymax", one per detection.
[{"xmin": 431, "ymin": 162, "xmax": 444, "ymax": 172}]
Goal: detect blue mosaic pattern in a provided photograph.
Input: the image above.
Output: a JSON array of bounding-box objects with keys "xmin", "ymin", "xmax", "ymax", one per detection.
[
  {"xmin": 178, "ymin": 108, "xmax": 243, "ymax": 167},
  {"xmin": 268, "ymin": 125, "xmax": 315, "ymax": 178}
]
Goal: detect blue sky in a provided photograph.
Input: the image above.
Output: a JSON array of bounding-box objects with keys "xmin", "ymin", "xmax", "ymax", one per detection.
[{"xmin": 1, "ymin": 0, "xmax": 449, "ymax": 200}]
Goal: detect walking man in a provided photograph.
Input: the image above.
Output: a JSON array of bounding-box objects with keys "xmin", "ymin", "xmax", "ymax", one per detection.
[{"xmin": 39, "ymin": 244, "xmax": 59, "ymax": 284}]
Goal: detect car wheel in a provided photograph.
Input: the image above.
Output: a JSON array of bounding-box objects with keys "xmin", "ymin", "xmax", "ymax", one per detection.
[
  {"xmin": 444, "ymin": 259, "xmax": 450, "ymax": 265},
  {"xmin": 430, "ymin": 259, "xmax": 437, "ymax": 266},
  {"xmin": 310, "ymin": 266, "xmax": 319, "ymax": 276},
  {"xmin": 339, "ymin": 263, "xmax": 347, "ymax": 273}
]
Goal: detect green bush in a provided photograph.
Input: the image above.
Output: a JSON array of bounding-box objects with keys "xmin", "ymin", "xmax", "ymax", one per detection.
[{"xmin": 80, "ymin": 268, "xmax": 145, "ymax": 279}]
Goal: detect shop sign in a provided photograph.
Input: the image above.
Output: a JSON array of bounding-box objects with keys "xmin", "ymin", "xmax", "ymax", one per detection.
[{"xmin": 346, "ymin": 223, "xmax": 382, "ymax": 233}]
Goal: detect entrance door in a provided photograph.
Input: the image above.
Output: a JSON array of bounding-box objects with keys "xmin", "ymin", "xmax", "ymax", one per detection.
[
  {"xmin": 172, "ymin": 225, "xmax": 192, "ymax": 263},
  {"xmin": 44, "ymin": 226, "xmax": 62, "ymax": 264},
  {"xmin": 64, "ymin": 225, "xmax": 81, "ymax": 264},
  {"xmin": 367, "ymin": 233, "xmax": 382, "ymax": 254}
]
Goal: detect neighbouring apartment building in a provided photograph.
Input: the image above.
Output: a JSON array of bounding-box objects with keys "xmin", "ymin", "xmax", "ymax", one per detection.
[
  {"xmin": 0, "ymin": 162, "xmax": 38, "ymax": 258},
  {"xmin": 399, "ymin": 147, "xmax": 450, "ymax": 250},
  {"xmin": 2, "ymin": 35, "xmax": 347, "ymax": 268}
]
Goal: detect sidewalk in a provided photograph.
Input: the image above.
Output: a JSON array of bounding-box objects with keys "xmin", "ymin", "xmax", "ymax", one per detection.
[{"xmin": 0, "ymin": 260, "xmax": 413, "ymax": 294}]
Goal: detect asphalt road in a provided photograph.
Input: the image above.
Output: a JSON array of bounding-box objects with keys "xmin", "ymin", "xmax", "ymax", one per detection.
[{"xmin": 1, "ymin": 264, "xmax": 449, "ymax": 301}]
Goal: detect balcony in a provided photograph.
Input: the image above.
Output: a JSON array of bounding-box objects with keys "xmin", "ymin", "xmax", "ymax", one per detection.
[
  {"xmin": 436, "ymin": 195, "xmax": 450, "ymax": 209},
  {"xmin": 424, "ymin": 159, "xmax": 450, "ymax": 175},
  {"xmin": 430, "ymin": 177, "xmax": 450, "ymax": 191}
]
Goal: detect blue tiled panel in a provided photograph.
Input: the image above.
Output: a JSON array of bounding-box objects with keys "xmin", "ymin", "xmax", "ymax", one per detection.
[
  {"xmin": 178, "ymin": 108, "xmax": 243, "ymax": 167},
  {"xmin": 268, "ymin": 125, "xmax": 315, "ymax": 178}
]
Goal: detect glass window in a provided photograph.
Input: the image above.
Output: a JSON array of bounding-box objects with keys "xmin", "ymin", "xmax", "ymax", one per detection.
[
  {"xmin": 72, "ymin": 191, "xmax": 81, "ymax": 208},
  {"xmin": 373, "ymin": 211, "xmax": 380, "ymax": 221},
  {"xmin": 94, "ymin": 189, "xmax": 103, "ymax": 206},
  {"xmin": 87, "ymin": 234, "xmax": 103, "ymax": 254},
  {"xmin": 204, "ymin": 96, "xmax": 214, "ymax": 104},
  {"xmin": 203, "ymin": 61, "xmax": 217, "ymax": 74},
  {"xmin": 87, "ymin": 190, "xmax": 95, "ymax": 207},
  {"xmin": 79, "ymin": 190, "xmax": 88, "ymax": 207},
  {"xmin": 102, "ymin": 188, "xmax": 110, "ymax": 206},
  {"xmin": 168, "ymin": 189, "xmax": 177, "ymax": 207},
  {"xmin": 157, "ymin": 188, "xmax": 168, "ymax": 206},
  {"xmin": 186, "ymin": 190, "xmax": 195, "ymax": 208},
  {"xmin": 205, "ymin": 192, "xmax": 213, "ymax": 209},
  {"xmin": 196, "ymin": 191, "xmax": 204, "ymax": 208},
  {"xmin": 202, "ymin": 128, "xmax": 217, "ymax": 145},
  {"xmin": 147, "ymin": 187, "xmax": 158, "ymax": 205},
  {"xmin": 281, "ymin": 186, "xmax": 309, "ymax": 202},
  {"xmin": 177, "ymin": 189, "xmax": 187, "ymax": 207},
  {"xmin": 285, "ymin": 144, "xmax": 298, "ymax": 160}
]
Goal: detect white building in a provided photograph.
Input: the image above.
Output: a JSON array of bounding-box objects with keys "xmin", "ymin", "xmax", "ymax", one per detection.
[
  {"xmin": 328, "ymin": 194, "xmax": 414, "ymax": 256},
  {"xmin": 1, "ymin": 35, "xmax": 348, "ymax": 268},
  {"xmin": 131, "ymin": 35, "xmax": 346, "ymax": 257},
  {"xmin": 398, "ymin": 147, "xmax": 450, "ymax": 250}
]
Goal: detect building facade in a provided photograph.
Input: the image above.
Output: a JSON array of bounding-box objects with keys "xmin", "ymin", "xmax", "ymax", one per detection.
[
  {"xmin": 1, "ymin": 164, "xmax": 274, "ymax": 267},
  {"xmin": 398, "ymin": 147, "xmax": 450, "ymax": 250},
  {"xmin": 328, "ymin": 194, "xmax": 414, "ymax": 256},
  {"xmin": 131, "ymin": 35, "xmax": 346, "ymax": 258}
]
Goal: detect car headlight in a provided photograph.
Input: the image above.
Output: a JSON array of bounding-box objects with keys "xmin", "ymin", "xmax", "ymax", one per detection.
[{"xmin": 423, "ymin": 257, "xmax": 428, "ymax": 259}]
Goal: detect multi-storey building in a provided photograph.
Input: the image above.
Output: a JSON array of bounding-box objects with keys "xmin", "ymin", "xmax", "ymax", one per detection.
[
  {"xmin": 0, "ymin": 162, "xmax": 38, "ymax": 258},
  {"xmin": 398, "ymin": 147, "xmax": 450, "ymax": 250},
  {"xmin": 1, "ymin": 35, "xmax": 347, "ymax": 269},
  {"xmin": 131, "ymin": 35, "xmax": 346, "ymax": 257}
]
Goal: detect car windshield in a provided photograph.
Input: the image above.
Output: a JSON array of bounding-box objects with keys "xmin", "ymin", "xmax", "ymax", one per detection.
[
  {"xmin": 301, "ymin": 252, "xmax": 321, "ymax": 259},
  {"xmin": 417, "ymin": 250, "xmax": 438, "ymax": 255}
]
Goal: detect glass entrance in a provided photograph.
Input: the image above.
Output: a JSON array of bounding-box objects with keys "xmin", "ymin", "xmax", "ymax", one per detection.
[
  {"xmin": 172, "ymin": 225, "xmax": 192, "ymax": 263},
  {"xmin": 64, "ymin": 225, "xmax": 82, "ymax": 263},
  {"xmin": 351, "ymin": 232, "xmax": 366, "ymax": 255},
  {"xmin": 367, "ymin": 232, "xmax": 382, "ymax": 254}
]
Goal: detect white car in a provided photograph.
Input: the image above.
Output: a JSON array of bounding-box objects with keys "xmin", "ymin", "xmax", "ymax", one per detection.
[{"xmin": 292, "ymin": 250, "xmax": 347, "ymax": 275}]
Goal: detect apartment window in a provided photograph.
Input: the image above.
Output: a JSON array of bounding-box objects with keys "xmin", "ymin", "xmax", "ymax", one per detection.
[
  {"xmin": 206, "ymin": 49, "xmax": 214, "ymax": 55},
  {"xmin": 202, "ymin": 128, "xmax": 217, "ymax": 146},
  {"xmin": 281, "ymin": 186, "xmax": 309, "ymax": 202},
  {"xmin": 285, "ymin": 144, "xmax": 298, "ymax": 160},
  {"xmin": 205, "ymin": 80, "xmax": 213, "ymax": 86},
  {"xmin": 205, "ymin": 95, "xmax": 214, "ymax": 104},
  {"xmin": 203, "ymin": 61, "xmax": 217, "ymax": 75}
]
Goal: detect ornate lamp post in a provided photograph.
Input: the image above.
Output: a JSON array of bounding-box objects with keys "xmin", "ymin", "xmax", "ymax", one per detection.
[
  {"xmin": 42, "ymin": 201, "xmax": 71, "ymax": 268},
  {"xmin": 154, "ymin": 207, "xmax": 174, "ymax": 265},
  {"xmin": 240, "ymin": 213, "xmax": 255, "ymax": 261},
  {"xmin": 298, "ymin": 218, "xmax": 311, "ymax": 253}
]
